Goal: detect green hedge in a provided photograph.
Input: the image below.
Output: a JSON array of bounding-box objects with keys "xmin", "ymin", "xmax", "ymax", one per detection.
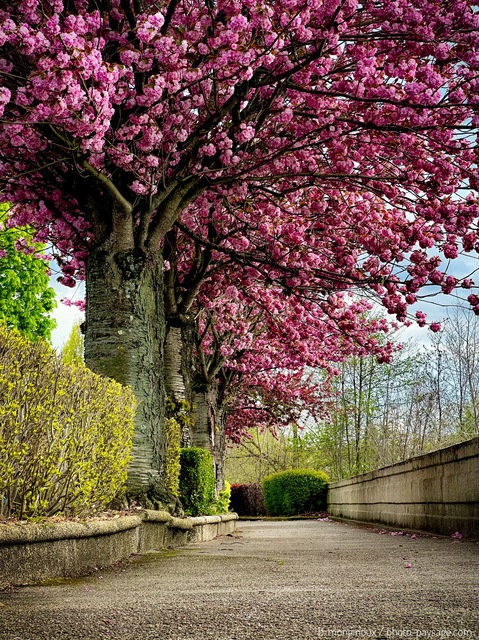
[
  {"xmin": 263, "ymin": 469, "xmax": 329, "ymax": 516},
  {"xmin": 0, "ymin": 326, "xmax": 135, "ymax": 519},
  {"xmin": 179, "ymin": 447, "xmax": 216, "ymax": 516}
]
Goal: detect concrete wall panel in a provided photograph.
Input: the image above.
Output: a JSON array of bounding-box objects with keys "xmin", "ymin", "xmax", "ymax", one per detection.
[{"xmin": 328, "ymin": 438, "xmax": 479, "ymax": 537}]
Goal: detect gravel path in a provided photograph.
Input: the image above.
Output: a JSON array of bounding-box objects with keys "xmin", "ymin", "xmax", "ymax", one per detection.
[{"xmin": 0, "ymin": 519, "xmax": 478, "ymax": 640}]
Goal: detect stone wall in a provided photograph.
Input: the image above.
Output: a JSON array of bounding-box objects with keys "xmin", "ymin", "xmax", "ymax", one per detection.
[
  {"xmin": 327, "ymin": 437, "xmax": 479, "ymax": 537},
  {"xmin": 0, "ymin": 511, "xmax": 237, "ymax": 589}
]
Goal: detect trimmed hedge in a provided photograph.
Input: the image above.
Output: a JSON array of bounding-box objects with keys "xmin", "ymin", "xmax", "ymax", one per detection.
[
  {"xmin": 263, "ymin": 469, "xmax": 329, "ymax": 516},
  {"xmin": 179, "ymin": 447, "xmax": 216, "ymax": 516},
  {"xmin": 0, "ymin": 326, "xmax": 135, "ymax": 519},
  {"xmin": 230, "ymin": 483, "xmax": 267, "ymax": 517}
]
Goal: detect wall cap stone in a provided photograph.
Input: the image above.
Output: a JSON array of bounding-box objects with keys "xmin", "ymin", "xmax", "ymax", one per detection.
[
  {"xmin": 170, "ymin": 516, "xmax": 193, "ymax": 530},
  {"xmin": 329, "ymin": 436, "xmax": 479, "ymax": 489},
  {"xmin": 0, "ymin": 511, "xmax": 239, "ymax": 549},
  {"xmin": 219, "ymin": 513, "xmax": 239, "ymax": 522},
  {"xmin": 191, "ymin": 515, "xmax": 221, "ymax": 525},
  {"xmin": 142, "ymin": 510, "xmax": 172, "ymax": 523},
  {"xmin": 0, "ymin": 516, "xmax": 143, "ymax": 547}
]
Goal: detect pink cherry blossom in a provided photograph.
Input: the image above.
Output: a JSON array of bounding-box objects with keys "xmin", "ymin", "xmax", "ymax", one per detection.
[{"xmin": 0, "ymin": 0, "xmax": 478, "ymax": 464}]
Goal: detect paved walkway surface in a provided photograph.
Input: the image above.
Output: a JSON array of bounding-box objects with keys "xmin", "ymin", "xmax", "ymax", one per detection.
[{"xmin": 0, "ymin": 519, "xmax": 478, "ymax": 640}]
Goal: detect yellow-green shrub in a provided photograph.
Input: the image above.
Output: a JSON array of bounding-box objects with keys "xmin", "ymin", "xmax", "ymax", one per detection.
[
  {"xmin": 263, "ymin": 469, "xmax": 329, "ymax": 516},
  {"xmin": 210, "ymin": 481, "xmax": 231, "ymax": 515},
  {"xmin": 164, "ymin": 417, "xmax": 181, "ymax": 498},
  {"xmin": 0, "ymin": 325, "xmax": 135, "ymax": 518}
]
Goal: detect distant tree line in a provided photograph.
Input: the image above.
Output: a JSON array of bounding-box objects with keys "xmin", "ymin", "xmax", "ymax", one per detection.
[{"xmin": 226, "ymin": 306, "xmax": 479, "ymax": 483}]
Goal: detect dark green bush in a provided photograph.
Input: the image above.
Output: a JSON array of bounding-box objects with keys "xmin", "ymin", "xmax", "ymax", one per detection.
[
  {"xmin": 230, "ymin": 483, "xmax": 267, "ymax": 516},
  {"xmin": 262, "ymin": 469, "xmax": 329, "ymax": 516},
  {"xmin": 179, "ymin": 447, "xmax": 216, "ymax": 516}
]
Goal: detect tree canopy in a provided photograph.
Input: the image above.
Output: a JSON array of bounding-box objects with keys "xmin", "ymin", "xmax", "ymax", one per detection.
[
  {"xmin": 1, "ymin": 0, "xmax": 478, "ymax": 315},
  {"xmin": 1, "ymin": 0, "xmax": 479, "ymax": 496}
]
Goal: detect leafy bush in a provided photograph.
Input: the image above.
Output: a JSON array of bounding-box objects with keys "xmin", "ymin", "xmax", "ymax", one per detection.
[
  {"xmin": 230, "ymin": 483, "xmax": 267, "ymax": 517},
  {"xmin": 179, "ymin": 447, "xmax": 216, "ymax": 516},
  {"xmin": 211, "ymin": 481, "xmax": 231, "ymax": 515},
  {"xmin": 0, "ymin": 326, "xmax": 135, "ymax": 519},
  {"xmin": 0, "ymin": 205, "xmax": 56, "ymax": 342},
  {"xmin": 262, "ymin": 469, "xmax": 329, "ymax": 516},
  {"xmin": 164, "ymin": 417, "xmax": 181, "ymax": 499}
]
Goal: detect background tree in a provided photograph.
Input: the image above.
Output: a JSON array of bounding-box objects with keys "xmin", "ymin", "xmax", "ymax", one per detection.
[
  {"xmin": 61, "ymin": 320, "xmax": 84, "ymax": 366},
  {"xmin": 181, "ymin": 262, "xmax": 399, "ymax": 489},
  {"xmin": 2, "ymin": 1, "xmax": 479, "ymax": 497},
  {"xmin": 417, "ymin": 306, "xmax": 479, "ymax": 441},
  {"xmin": 257, "ymin": 306, "xmax": 479, "ymax": 482},
  {"xmin": 307, "ymin": 346, "xmax": 424, "ymax": 479},
  {"xmin": 0, "ymin": 204, "xmax": 56, "ymax": 341},
  {"xmin": 226, "ymin": 426, "xmax": 311, "ymax": 485}
]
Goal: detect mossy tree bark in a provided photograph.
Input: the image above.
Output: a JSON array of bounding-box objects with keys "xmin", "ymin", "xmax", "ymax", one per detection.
[
  {"xmin": 192, "ymin": 377, "xmax": 228, "ymax": 493},
  {"xmin": 85, "ymin": 246, "xmax": 166, "ymax": 497},
  {"xmin": 192, "ymin": 386, "xmax": 215, "ymax": 460},
  {"xmin": 213, "ymin": 402, "xmax": 227, "ymax": 494},
  {"xmin": 163, "ymin": 320, "xmax": 196, "ymax": 446}
]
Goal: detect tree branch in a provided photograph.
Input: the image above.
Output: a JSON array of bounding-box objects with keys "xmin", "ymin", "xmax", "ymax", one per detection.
[
  {"xmin": 80, "ymin": 160, "xmax": 133, "ymax": 216},
  {"xmin": 161, "ymin": 0, "xmax": 181, "ymax": 34}
]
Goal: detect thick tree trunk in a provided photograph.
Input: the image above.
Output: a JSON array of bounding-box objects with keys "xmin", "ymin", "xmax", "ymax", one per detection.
[
  {"xmin": 164, "ymin": 321, "xmax": 195, "ymax": 446},
  {"xmin": 192, "ymin": 388, "xmax": 215, "ymax": 452},
  {"xmin": 192, "ymin": 381, "xmax": 227, "ymax": 493},
  {"xmin": 163, "ymin": 310, "xmax": 228, "ymax": 494},
  {"xmin": 214, "ymin": 406, "xmax": 227, "ymax": 493},
  {"xmin": 84, "ymin": 247, "xmax": 166, "ymax": 497}
]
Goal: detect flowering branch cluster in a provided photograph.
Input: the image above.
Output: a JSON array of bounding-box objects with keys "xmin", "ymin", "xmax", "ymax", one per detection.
[{"xmin": 1, "ymin": 1, "xmax": 479, "ymax": 418}]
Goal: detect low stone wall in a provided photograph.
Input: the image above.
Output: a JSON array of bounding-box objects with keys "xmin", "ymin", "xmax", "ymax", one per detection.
[
  {"xmin": 0, "ymin": 511, "xmax": 237, "ymax": 589},
  {"xmin": 327, "ymin": 437, "xmax": 479, "ymax": 537}
]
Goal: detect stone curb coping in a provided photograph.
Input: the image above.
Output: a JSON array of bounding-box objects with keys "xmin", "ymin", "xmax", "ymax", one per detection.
[
  {"xmin": 0, "ymin": 511, "xmax": 238, "ymax": 547},
  {"xmin": 0, "ymin": 516, "xmax": 143, "ymax": 546},
  {"xmin": 141, "ymin": 510, "xmax": 172, "ymax": 523},
  {"xmin": 190, "ymin": 515, "xmax": 219, "ymax": 526},
  {"xmin": 190, "ymin": 513, "xmax": 238, "ymax": 525}
]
